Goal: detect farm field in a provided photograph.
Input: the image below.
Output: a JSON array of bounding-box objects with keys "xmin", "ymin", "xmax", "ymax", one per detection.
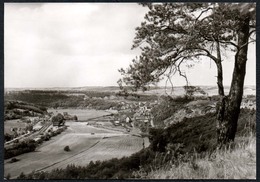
[
  {"xmin": 4, "ymin": 119, "xmax": 27, "ymax": 134},
  {"xmin": 4, "ymin": 119, "xmax": 143, "ymax": 179},
  {"xmin": 45, "ymin": 135, "xmax": 143, "ymax": 172}
]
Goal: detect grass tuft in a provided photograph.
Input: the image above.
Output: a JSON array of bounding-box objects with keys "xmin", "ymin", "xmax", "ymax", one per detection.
[{"xmin": 145, "ymin": 134, "xmax": 256, "ymax": 179}]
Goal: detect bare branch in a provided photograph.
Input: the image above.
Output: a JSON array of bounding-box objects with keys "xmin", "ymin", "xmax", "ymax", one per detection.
[
  {"xmin": 217, "ymin": 39, "xmax": 239, "ymax": 49},
  {"xmin": 249, "ymin": 37, "xmax": 256, "ymax": 42},
  {"xmin": 165, "ymin": 64, "xmax": 177, "ymax": 96},
  {"xmin": 238, "ymin": 40, "xmax": 256, "ymax": 51},
  {"xmin": 249, "ymin": 29, "xmax": 256, "ymax": 37},
  {"xmin": 177, "ymin": 58, "xmax": 189, "ymax": 86},
  {"xmin": 195, "ymin": 7, "xmax": 213, "ymax": 22}
]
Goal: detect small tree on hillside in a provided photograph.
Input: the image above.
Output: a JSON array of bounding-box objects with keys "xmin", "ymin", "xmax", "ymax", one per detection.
[{"xmin": 183, "ymin": 86, "xmax": 206, "ymax": 98}]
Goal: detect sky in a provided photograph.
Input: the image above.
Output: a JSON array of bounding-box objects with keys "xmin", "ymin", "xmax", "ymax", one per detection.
[{"xmin": 4, "ymin": 3, "xmax": 256, "ymax": 88}]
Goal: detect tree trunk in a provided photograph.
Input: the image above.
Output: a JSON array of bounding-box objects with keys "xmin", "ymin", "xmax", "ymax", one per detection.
[
  {"xmin": 216, "ymin": 15, "xmax": 250, "ymax": 147},
  {"xmin": 215, "ymin": 41, "xmax": 225, "ymax": 96},
  {"xmin": 216, "ymin": 62, "xmax": 224, "ymax": 96}
]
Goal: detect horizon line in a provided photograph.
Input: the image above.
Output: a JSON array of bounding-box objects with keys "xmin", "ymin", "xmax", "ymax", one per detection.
[{"xmin": 4, "ymin": 85, "xmax": 256, "ymax": 89}]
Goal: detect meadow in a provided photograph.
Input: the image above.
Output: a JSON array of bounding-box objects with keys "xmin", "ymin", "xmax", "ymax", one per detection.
[
  {"xmin": 4, "ymin": 119, "xmax": 27, "ymax": 135},
  {"xmin": 4, "ymin": 119, "xmax": 143, "ymax": 179}
]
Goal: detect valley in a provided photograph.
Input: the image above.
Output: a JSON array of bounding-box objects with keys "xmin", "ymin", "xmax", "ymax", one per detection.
[{"xmin": 4, "ymin": 86, "xmax": 256, "ymax": 179}]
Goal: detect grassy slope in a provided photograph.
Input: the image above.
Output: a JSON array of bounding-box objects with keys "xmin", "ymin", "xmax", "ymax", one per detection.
[
  {"xmin": 137, "ymin": 102, "xmax": 256, "ymax": 179},
  {"xmin": 145, "ymin": 134, "xmax": 256, "ymax": 179}
]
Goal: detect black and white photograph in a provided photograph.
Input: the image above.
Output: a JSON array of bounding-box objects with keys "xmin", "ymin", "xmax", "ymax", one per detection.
[{"xmin": 4, "ymin": 2, "xmax": 256, "ymax": 179}]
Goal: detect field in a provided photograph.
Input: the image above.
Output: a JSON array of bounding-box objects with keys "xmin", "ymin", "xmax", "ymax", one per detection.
[
  {"xmin": 45, "ymin": 134, "xmax": 143, "ymax": 172},
  {"xmin": 4, "ymin": 119, "xmax": 27, "ymax": 134},
  {"xmin": 4, "ymin": 119, "xmax": 143, "ymax": 178}
]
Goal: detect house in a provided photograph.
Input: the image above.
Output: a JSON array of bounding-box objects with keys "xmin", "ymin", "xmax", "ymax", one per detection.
[
  {"xmin": 33, "ymin": 137, "xmax": 41, "ymax": 142},
  {"xmin": 114, "ymin": 120, "xmax": 120, "ymax": 126},
  {"xmin": 125, "ymin": 117, "xmax": 132, "ymax": 123}
]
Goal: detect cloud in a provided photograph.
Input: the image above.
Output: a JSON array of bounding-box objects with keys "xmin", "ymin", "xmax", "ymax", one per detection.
[
  {"xmin": 4, "ymin": 3, "xmax": 148, "ymax": 87},
  {"xmin": 4, "ymin": 3, "xmax": 256, "ymax": 88}
]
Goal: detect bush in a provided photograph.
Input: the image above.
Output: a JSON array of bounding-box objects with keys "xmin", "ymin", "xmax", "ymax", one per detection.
[
  {"xmin": 6, "ymin": 173, "xmax": 11, "ymax": 180},
  {"xmin": 73, "ymin": 115, "xmax": 78, "ymax": 121},
  {"xmin": 5, "ymin": 140, "xmax": 37, "ymax": 159},
  {"xmin": 64, "ymin": 146, "xmax": 70, "ymax": 152},
  {"xmin": 5, "ymin": 133, "xmax": 14, "ymax": 142},
  {"xmin": 10, "ymin": 157, "xmax": 19, "ymax": 163}
]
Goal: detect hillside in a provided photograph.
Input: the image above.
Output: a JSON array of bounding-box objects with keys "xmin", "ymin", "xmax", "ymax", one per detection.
[
  {"xmin": 4, "ymin": 100, "xmax": 47, "ymax": 120},
  {"xmin": 14, "ymin": 95, "xmax": 256, "ymax": 180},
  {"xmin": 140, "ymin": 135, "xmax": 256, "ymax": 179}
]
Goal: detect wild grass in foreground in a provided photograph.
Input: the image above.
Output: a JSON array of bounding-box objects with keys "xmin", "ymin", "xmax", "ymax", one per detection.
[{"xmin": 142, "ymin": 134, "xmax": 256, "ymax": 179}]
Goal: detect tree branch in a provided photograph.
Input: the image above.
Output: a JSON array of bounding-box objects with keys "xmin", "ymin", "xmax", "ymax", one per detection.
[
  {"xmin": 238, "ymin": 40, "xmax": 256, "ymax": 52},
  {"xmin": 185, "ymin": 46, "xmax": 219, "ymax": 63},
  {"xmin": 177, "ymin": 58, "xmax": 189, "ymax": 86},
  {"xmin": 195, "ymin": 7, "xmax": 213, "ymax": 22},
  {"xmin": 249, "ymin": 29, "xmax": 256, "ymax": 37},
  {"xmin": 165, "ymin": 64, "xmax": 177, "ymax": 96},
  {"xmin": 200, "ymin": 32, "xmax": 239, "ymax": 49},
  {"xmin": 217, "ymin": 39, "xmax": 239, "ymax": 49}
]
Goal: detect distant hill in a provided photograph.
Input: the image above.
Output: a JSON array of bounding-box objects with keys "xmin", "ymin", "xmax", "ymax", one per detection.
[
  {"xmin": 5, "ymin": 85, "xmax": 256, "ymax": 96},
  {"xmin": 4, "ymin": 86, "xmax": 120, "ymax": 93},
  {"xmin": 139, "ymin": 85, "xmax": 256, "ymax": 96}
]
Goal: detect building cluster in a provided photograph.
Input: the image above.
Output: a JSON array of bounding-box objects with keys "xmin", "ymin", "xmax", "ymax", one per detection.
[{"xmin": 113, "ymin": 101, "xmax": 156, "ymax": 129}]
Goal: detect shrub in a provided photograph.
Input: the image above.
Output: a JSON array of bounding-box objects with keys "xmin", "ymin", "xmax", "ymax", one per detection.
[
  {"xmin": 5, "ymin": 133, "xmax": 14, "ymax": 142},
  {"xmin": 5, "ymin": 140, "xmax": 37, "ymax": 159},
  {"xmin": 73, "ymin": 115, "xmax": 78, "ymax": 121},
  {"xmin": 10, "ymin": 157, "xmax": 19, "ymax": 163},
  {"xmin": 6, "ymin": 173, "xmax": 11, "ymax": 180},
  {"xmin": 18, "ymin": 172, "xmax": 26, "ymax": 179},
  {"xmin": 44, "ymin": 134, "xmax": 50, "ymax": 141},
  {"xmin": 64, "ymin": 146, "xmax": 70, "ymax": 152}
]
